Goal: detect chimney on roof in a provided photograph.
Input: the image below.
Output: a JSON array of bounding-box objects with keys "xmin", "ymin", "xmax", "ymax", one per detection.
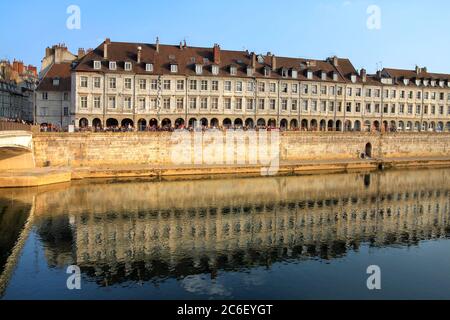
[
  {"xmin": 183, "ymin": 39, "xmax": 187, "ymax": 48},
  {"xmin": 251, "ymin": 52, "xmax": 256, "ymax": 69},
  {"xmin": 78, "ymin": 48, "xmax": 85, "ymax": 58},
  {"xmin": 360, "ymin": 68, "xmax": 367, "ymax": 82},
  {"xmin": 137, "ymin": 46, "xmax": 142, "ymax": 63},
  {"xmin": 45, "ymin": 47, "xmax": 52, "ymax": 58},
  {"xmin": 213, "ymin": 44, "xmax": 221, "ymax": 64},
  {"xmin": 271, "ymin": 54, "xmax": 277, "ymax": 71},
  {"xmin": 179, "ymin": 41, "xmax": 183, "ymax": 50},
  {"xmin": 104, "ymin": 38, "xmax": 111, "ymax": 59},
  {"xmin": 156, "ymin": 37, "xmax": 160, "ymax": 53},
  {"xmin": 331, "ymin": 56, "xmax": 339, "ymax": 67}
]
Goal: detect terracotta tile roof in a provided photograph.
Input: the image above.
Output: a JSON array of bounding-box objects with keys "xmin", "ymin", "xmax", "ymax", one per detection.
[
  {"xmin": 382, "ymin": 68, "xmax": 450, "ymax": 86},
  {"xmin": 74, "ymin": 40, "xmax": 367, "ymax": 83},
  {"xmin": 36, "ymin": 62, "xmax": 72, "ymax": 92}
]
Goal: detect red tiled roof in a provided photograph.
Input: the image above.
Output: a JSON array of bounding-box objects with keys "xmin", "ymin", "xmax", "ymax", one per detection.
[
  {"xmin": 37, "ymin": 62, "xmax": 72, "ymax": 92},
  {"xmin": 74, "ymin": 40, "xmax": 363, "ymax": 83}
]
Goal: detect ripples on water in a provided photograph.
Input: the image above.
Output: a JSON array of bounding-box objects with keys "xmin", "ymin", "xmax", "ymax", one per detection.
[{"xmin": 0, "ymin": 168, "xmax": 450, "ymax": 299}]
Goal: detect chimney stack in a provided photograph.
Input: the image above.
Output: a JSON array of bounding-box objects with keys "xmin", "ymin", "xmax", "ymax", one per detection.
[
  {"xmin": 271, "ymin": 54, "xmax": 277, "ymax": 71},
  {"xmin": 45, "ymin": 47, "xmax": 52, "ymax": 58},
  {"xmin": 137, "ymin": 46, "xmax": 142, "ymax": 63},
  {"xmin": 360, "ymin": 68, "xmax": 367, "ymax": 82},
  {"xmin": 251, "ymin": 52, "xmax": 256, "ymax": 69},
  {"xmin": 332, "ymin": 56, "xmax": 339, "ymax": 67},
  {"xmin": 104, "ymin": 38, "xmax": 111, "ymax": 59},
  {"xmin": 78, "ymin": 48, "xmax": 85, "ymax": 58},
  {"xmin": 156, "ymin": 37, "xmax": 160, "ymax": 53},
  {"xmin": 213, "ymin": 44, "xmax": 221, "ymax": 64}
]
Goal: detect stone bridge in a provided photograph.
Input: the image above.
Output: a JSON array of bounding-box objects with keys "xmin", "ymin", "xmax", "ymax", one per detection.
[{"xmin": 0, "ymin": 131, "xmax": 34, "ymax": 170}]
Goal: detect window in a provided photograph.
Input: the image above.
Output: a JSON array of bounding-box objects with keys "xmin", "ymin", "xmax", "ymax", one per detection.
[
  {"xmin": 93, "ymin": 96, "xmax": 101, "ymax": 109},
  {"xmin": 189, "ymin": 97, "xmax": 197, "ymax": 110},
  {"xmin": 176, "ymin": 98, "xmax": 184, "ymax": 110},
  {"xmin": 211, "ymin": 97, "xmax": 218, "ymax": 110},
  {"xmin": 366, "ymin": 103, "xmax": 371, "ymax": 113},
  {"xmin": 146, "ymin": 64, "xmax": 153, "ymax": 72},
  {"xmin": 399, "ymin": 104, "xmax": 404, "ymax": 114},
  {"xmin": 408, "ymin": 104, "xmax": 413, "ymax": 114},
  {"xmin": 247, "ymin": 81, "xmax": 255, "ymax": 92},
  {"xmin": 201, "ymin": 80, "xmax": 208, "ymax": 91},
  {"xmin": 224, "ymin": 98, "xmax": 231, "ymax": 109},
  {"xmin": 109, "ymin": 61, "xmax": 117, "ymax": 70},
  {"xmin": 320, "ymin": 86, "xmax": 327, "ymax": 95},
  {"xmin": 356, "ymin": 88, "xmax": 362, "ymax": 97},
  {"xmin": 80, "ymin": 77, "xmax": 88, "ymax": 88},
  {"xmin": 258, "ymin": 99, "xmax": 265, "ymax": 110},
  {"xmin": 391, "ymin": 104, "xmax": 396, "ymax": 114},
  {"xmin": 235, "ymin": 98, "xmax": 242, "ymax": 110},
  {"xmin": 109, "ymin": 77, "xmax": 116, "ymax": 89},
  {"xmin": 375, "ymin": 89, "xmax": 381, "ymax": 98},
  {"xmin": 281, "ymin": 99, "xmax": 288, "ymax": 111},
  {"xmin": 230, "ymin": 66, "xmax": 237, "ymax": 76},
  {"xmin": 212, "ymin": 80, "xmax": 219, "ymax": 91},
  {"xmin": 212, "ymin": 65, "xmax": 219, "ymax": 75},
  {"xmin": 42, "ymin": 92, "xmax": 48, "ymax": 100},
  {"xmin": 292, "ymin": 84, "xmax": 298, "ymax": 94},
  {"xmin": 189, "ymin": 80, "xmax": 197, "ymax": 90},
  {"xmin": 328, "ymin": 101, "xmax": 334, "ymax": 112},
  {"xmin": 94, "ymin": 61, "xmax": 101, "ymax": 70},
  {"xmin": 63, "ymin": 107, "xmax": 69, "ymax": 116},
  {"xmin": 163, "ymin": 80, "xmax": 171, "ymax": 90},
  {"xmin": 270, "ymin": 99, "xmax": 277, "ymax": 110},
  {"xmin": 391, "ymin": 90, "xmax": 397, "ymax": 99},
  {"xmin": 439, "ymin": 105, "xmax": 444, "ymax": 115},
  {"xmin": 123, "ymin": 97, "xmax": 133, "ymax": 110},
  {"xmin": 347, "ymin": 87, "xmax": 352, "ymax": 97},
  {"xmin": 292, "ymin": 99, "xmax": 298, "ymax": 111},
  {"xmin": 177, "ymin": 80, "xmax": 184, "ymax": 91},
  {"xmin": 416, "ymin": 105, "xmax": 421, "ymax": 114},
  {"xmin": 236, "ymin": 81, "xmax": 243, "ymax": 92},
  {"xmin": 302, "ymin": 84, "xmax": 309, "ymax": 94},
  {"xmin": 346, "ymin": 102, "xmax": 352, "ymax": 112},
  {"xmin": 63, "ymin": 92, "xmax": 69, "ymax": 101},
  {"xmin": 80, "ymin": 96, "xmax": 88, "ymax": 108},
  {"xmin": 137, "ymin": 97, "xmax": 145, "ymax": 110},
  {"xmin": 151, "ymin": 79, "xmax": 158, "ymax": 90},
  {"xmin": 224, "ymin": 81, "xmax": 231, "ymax": 91},
  {"xmin": 124, "ymin": 78, "xmax": 132, "ymax": 90},
  {"xmin": 170, "ymin": 64, "xmax": 178, "ymax": 73},
  {"xmin": 302, "ymin": 100, "xmax": 308, "ymax": 111},
  {"xmin": 330, "ymin": 86, "xmax": 335, "ymax": 95},
  {"xmin": 270, "ymin": 83, "xmax": 276, "ymax": 93},
  {"xmin": 312, "ymin": 100, "xmax": 318, "ymax": 112},
  {"xmin": 258, "ymin": 82, "xmax": 265, "ymax": 92},
  {"xmin": 139, "ymin": 79, "xmax": 146, "ymax": 90},
  {"xmin": 53, "ymin": 78, "xmax": 60, "ymax": 86},
  {"xmin": 163, "ymin": 98, "xmax": 171, "ymax": 110},
  {"xmin": 201, "ymin": 97, "xmax": 208, "ymax": 109},
  {"xmin": 383, "ymin": 104, "xmax": 389, "ymax": 113},
  {"xmin": 366, "ymin": 88, "xmax": 372, "ymax": 98},
  {"xmin": 150, "ymin": 98, "xmax": 157, "ymax": 109},
  {"xmin": 246, "ymin": 99, "xmax": 254, "ymax": 110},
  {"xmin": 195, "ymin": 64, "xmax": 203, "ymax": 75},
  {"xmin": 124, "ymin": 62, "xmax": 132, "ymax": 71},
  {"xmin": 356, "ymin": 102, "xmax": 361, "ymax": 113},
  {"xmin": 417, "ymin": 91, "xmax": 422, "ymax": 99},
  {"xmin": 94, "ymin": 77, "xmax": 101, "ymax": 88},
  {"xmin": 108, "ymin": 96, "xmax": 116, "ymax": 109},
  {"xmin": 312, "ymin": 85, "xmax": 318, "ymax": 95},
  {"xmin": 321, "ymin": 101, "xmax": 327, "ymax": 112}
]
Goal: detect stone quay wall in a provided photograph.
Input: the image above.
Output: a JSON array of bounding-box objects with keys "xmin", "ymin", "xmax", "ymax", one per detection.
[{"xmin": 32, "ymin": 132, "xmax": 450, "ymax": 168}]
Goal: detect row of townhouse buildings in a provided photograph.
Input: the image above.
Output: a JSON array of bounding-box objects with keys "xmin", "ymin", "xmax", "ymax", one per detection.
[{"xmin": 36, "ymin": 38, "xmax": 450, "ymax": 132}]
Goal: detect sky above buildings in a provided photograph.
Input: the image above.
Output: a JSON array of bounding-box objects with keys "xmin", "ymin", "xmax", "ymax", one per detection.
[{"xmin": 1, "ymin": 0, "xmax": 449, "ymax": 74}]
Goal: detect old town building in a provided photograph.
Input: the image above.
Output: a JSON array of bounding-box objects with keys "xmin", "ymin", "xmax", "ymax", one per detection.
[{"xmin": 39, "ymin": 38, "xmax": 450, "ymax": 132}]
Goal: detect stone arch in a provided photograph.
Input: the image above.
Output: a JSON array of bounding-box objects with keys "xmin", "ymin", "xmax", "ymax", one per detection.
[
  {"xmin": 319, "ymin": 119, "xmax": 326, "ymax": 131},
  {"xmin": 245, "ymin": 118, "xmax": 254, "ymax": 128},
  {"xmin": 200, "ymin": 118, "xmax": 208, "ymax": 127},
  {"xmin": 149, "ymin": 118, "xmax": 158, "ymax": 128},
  {"xmin": 406, "ymin": 121, "xmax": 413, "ymax": 131},
  {"xmin": 429, "ymin": 121, "xmax": 435, "ymax": 131},
  {"xmin": 364, "ymin": 120, "xmax": 371, "ymax": 132},
  {"xmin": 188, "ymin": 118, "xmax": 198, "ymax": 128},
  {"xmin": 280, "ymin": 119, "xmax": 288, "ymax": 129},
  {"xmin": 175, "ymin": 118, "xmax": 185, "ymax": 129},
  {"xmin": 344, "ymin": 120, "xmax": 352, "ymax": 131},
  {"xmin": 234, "ymin": 118, "xmax": 243, "ymax": 127},
  {"xmin": 382, "ymin": 120, "xmax": 388, "ymax": 132},
  {"xmin": 373, "ymin": 120, "xmax": 380, "ymax": 131},
  {"xmin": 365, "ymin": 143, "xmax": 373, "ymax": 158},
  {"xmin": 437, "ymin": 121, "xmax": 444, "ymax": 132},
  {"xmin": 414, "ymin": 121, "xmax": 420, "ymax": 131},
  {"xmin": 223, "ymin": 118, "xmax": 232, "ymax": 128},
  {"xmin": 310, "ymin": 119, "xmax": 318, "ymax": 131},
  {"xmin": 106, "ymin": 118, "xmax": 119, "ymax": 127},
  {"xmin": 121, "ymin": 118, "xmax": 134, "ymax": 128},
  {"xmin": 137, "ymin": 118, "xmax": 147, "ymax": 131},
  {"xmin": 92, "ymin": 118, "xmax": 102, "ymax": 128},
  {"xmin": 390, "ymin": 120, "xmax": 397, "ymax": 132},
  {"xmin": 422, "ymin": 121, "xmax": 428, "ymax": 131},
  {"xmin": 327, "ymin": 120, "xmax": 334, "ymax": 131},
  {"xmin": 257, "ymin": 118, "xmax": 266, "ymax": 127},
  {"xmin": 290, "ymin": 119, "xmax": 299, "ymax": 130},
  {"xmin": 354, "ymin": 120, "xmax": 361, "ymax": 131},
  {"xmin": 398, "ymin": 121, "xmax": 405, "ymax": 131},
  {"xmin": 335, "ymin": 120, "xmax": 342, "ymax": 132},
  {"xmin": 301, "ymin": 119, "xmax": 308, "ymax": 130},
  {"xmin": 210, "ymin": 118, "xmax": 219, "ymax": 128},
  {"xmin": 268, "ymin": 118, "xmax": 277, "ymax": 128},
  {"xmin": 79, "ymin": 118, "xmax": 89, "ymax": 128},
  {"xmin": 446, "ymin": 122, "xmax": 450, "ymax": 132},
  {"xmin": 161, "ymin": 118, "xmax": 172, "ymax": 128}
]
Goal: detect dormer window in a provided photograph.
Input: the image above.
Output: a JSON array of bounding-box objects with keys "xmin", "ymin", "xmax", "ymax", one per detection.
[
  {"xmin": 109, "ymin": 61, "xmax": 117, "ymax": 70},
  {"xmin": 145, "ymin": 63, "xmax": 153, "ymax": 72},
  {"xmin": 93, "ymin": 61, "xmax": 101, "ymax": 70},
  {"xmin": 171, "ymin": 64, "xmax": 178, "ymax": 73},
  {"xmin": 403, "ymin": 79, "xmax": 409, "ymax": 85},
  {"xmin": 195, "ymin": 64, "xmax": 203, "ymax": 75},
  {"xmin": 351, "ymin": 74, "xmax": 357, "ymax": 83},
  {"xmin": 321, "ymin": 72, "xmax": 327, "ymax": 81},
  {"xmin": 423, "ymin": 79, "xmax": 429, "ymax": 86},
  {"xmin": 415, "ymin": 79, "xmax": 421, "ymax": 86},
  {"xmin": 124, "ymin": 62, "xmax": 132, "ymax": 71},
  {"xmin": 53, "ymin": 78, "xmax": 60, "ymax": 86},
  {"xmin": 333, "ymin": 72, "xmax": 338, "ymax": 81},
  {"xmin": 212, "ymin": 65, "xmax": 219, "ymax": 75},
  {"xmin": 307, "ymin": 70, "xmax": 313, "ymax": 80},
  {"xmin": 439, "ymin": 80, "xmax": 444, "ymax": 87},
  {"xmin": 291, "ymin": 70, "xmax": 298, "ymax": 79},
  {"xmin": 264, "ymin": 66, "xmax": 271, "ymax": 77},
  {"xmin": 230, "ymin": 66, "xmax": 237, "ymax": 76},
  {"xmin": 280, "ymin": 68, "xmax": 288, "ymax": 78},
  {"xmin": 247, "ymin": 67, "xmax": 254, "ymax": 77},
  {"xmin": 431, "ymin": 80, "xmax": 436, "ymax": 87}
]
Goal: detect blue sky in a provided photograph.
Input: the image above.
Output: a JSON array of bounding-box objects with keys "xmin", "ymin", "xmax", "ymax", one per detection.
[{"xmin": 1, "ymin": 0, "xmax": 449, "ymax": 74}]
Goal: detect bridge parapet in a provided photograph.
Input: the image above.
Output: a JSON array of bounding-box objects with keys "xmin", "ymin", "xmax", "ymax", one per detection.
[{"xmin": 0, "ymin": 131, "xmax": 34, "ymax": 171}]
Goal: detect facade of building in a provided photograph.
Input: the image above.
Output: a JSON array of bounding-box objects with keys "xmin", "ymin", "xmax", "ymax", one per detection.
[
  {"xmin": 36, "ymin": 44, "xmax": 79, "ymax": 128},
  {"xmin": 40, "ymin": 38, "xmax": 450, "ymax": 132},
  {"xmin": 0, "ymin": 60, "xmax": 37, "ymax": 122}
]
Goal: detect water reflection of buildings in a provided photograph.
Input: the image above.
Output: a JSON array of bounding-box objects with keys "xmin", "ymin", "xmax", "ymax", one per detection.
[{"xmin": 24, "ymin": 169, "xmax": 449, "ymax": 285}]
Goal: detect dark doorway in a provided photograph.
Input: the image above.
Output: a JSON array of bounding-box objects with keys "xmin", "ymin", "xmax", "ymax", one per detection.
[{"xmin": 365, "ymin": 143, "xmax": 372, "ymax": 158}]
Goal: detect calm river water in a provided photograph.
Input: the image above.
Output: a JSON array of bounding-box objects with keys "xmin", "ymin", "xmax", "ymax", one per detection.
[{"xmin": 0, "ymin": 168, "xmax": 450, "ymax": 300}]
